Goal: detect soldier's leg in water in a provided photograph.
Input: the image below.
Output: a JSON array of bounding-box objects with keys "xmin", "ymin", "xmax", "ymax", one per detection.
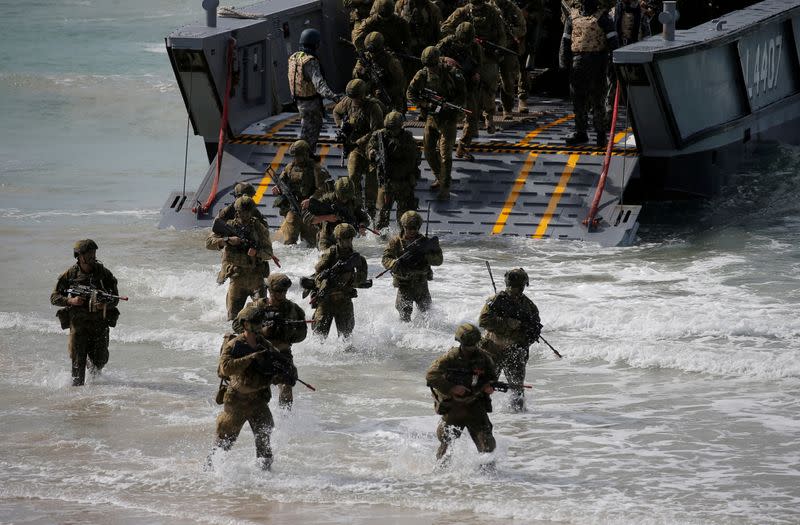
[
  {"xmin": 505, "ymin": 345, "xmax": 528, "ymax": 411},
  {"xmin": 278, "ymin": 383, "xmax": 293, "ymax": 408},
  {"xmin": 298, "ymin": 99, "xmax": 323, "ymax": 152},
  {"xmin": 249, "ymin": 403, "xmax": 275, "ymax": 470},
  {"xmin": 415, "ymin": 280, "xmax": 433, "ymax": 313},
  {"xmin": 226, "ymin": 280, "xmax": 250, "ymax": 321},
  {"xmin": 395, "ymin": 287, "xmax": 414, "ymax": 322},
  {"xmin": 466, "ymin": 411, "xmax": 496, "ymax": 454},
  {"xmin": 212, "ymin": 400, "xmax": 248, "ymax": 452},
  {"xmin": 334, "ymin": 298, "xmax": 355, "ymax": 338},
  {"xmin": 423, "ymin": 118, "xmax": 442, "ymax": 185},
  {"xmin": 363, "ymin": 162, "xmax": 379, "ymax": 219},
  {"xmin": 300, "ymin": 221, "xmax": 319, "ymax": 248},
  {"xmin": 280, "ymin": 211, "xmax": 302, "ymax": 244},
  {"xmin": 375, "ymin": 186, "xmax": 394, "ymax": 230},
  {"xmin": 86, "ymin": 325, "xmax": 110, "ymax": 377},
  {"xmin": 69, "ymin": 326, "xmax": 89, "ymax": 386},
  {"xmin": 347, "ymin": 149, "xmax": 366, "ymax": 208},
  {"xmin": 312, "ymin": 302, "xmax": 334, "ymax": 338},
  {"xmin": 435, "ymin": 419, "xmax": 464, "ymax": 463}
]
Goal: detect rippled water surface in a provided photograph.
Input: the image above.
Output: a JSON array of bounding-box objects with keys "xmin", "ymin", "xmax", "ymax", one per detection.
[{"xmin": 1, "ymin": 1, "xmax": 799, "ymax": 524}]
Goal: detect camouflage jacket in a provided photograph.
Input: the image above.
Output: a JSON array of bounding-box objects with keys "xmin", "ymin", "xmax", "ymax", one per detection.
[
  {"xmin": 219, "ymin": 334, "xmax": 293, "ymax": 397},
  {"xmin": 333, "ymin": 96, "xmax": 385, "ymax": 151},
  {"xmin": 381, "ymin": 234, "xmax": 443, "ymax": 286},
  {"xmin": 479, "ymin": 290, "xmax": 541, "ymax": 347},
  {"xmin": 441, "ymin": 3, "xmax": 508, "ymax": 53},
  {"xmin": 407, "ymin": 61, "xmax": 466, "ymax": 122},
  {"xmin": 51, "ymin": 262, "xmax": 119, "ymax": 326},
  {"xmin": 232, "ymin": 298, "xmax": 307, "ymax": 352},
  {"xmin": 366, "ymin": 128, "xmax": 420, "ymax": 185},
  {"xmin": 395, "ymin": 0, "xmax": 443, "ymax": 53},
  {"xmin": 436, "ymin": 34, "xmax": 484, "ymax": 82},
  {"xmin": 352, "ymin": 12, "xmax": 411, "ymax": 51},
  {"xmin": 205, "ymin": 217, "xmax": 273, "ymax": 283},
  {"xmin": 314, "ymin": 245, "xmax": 369, "ymax": 300},
  {"xmin": 426, "ymin": 345, "xmax": 498, "ymax": 409}
]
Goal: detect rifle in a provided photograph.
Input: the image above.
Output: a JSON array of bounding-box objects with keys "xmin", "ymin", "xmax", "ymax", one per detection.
[
  {"xmin": 212, "ymin": 218, "xmax": 282, "ymax": 268},
  {"xmin": 306, "ymin": 198, "xmax": 380, "ymax": 235},
  {"xmin": 484, "ymin": 261, "xmax": 562, "ymax": 358},
  {"xmin": 338, "ymin": 37, "xmax": 393, "ymax": 107},
  {"xmin": 376, "ymin": 202, "xmax": 434, "ymax": 279},
  {"xmin": 304, "ymin": 252, "xmax": 373, "ymax": 306},
  {"xmin": 437, "ymin": 368, "xmax": 531, "ymax": 404},
  {"xmin": 474, "ymin": 36, "xmax": 519, "ymax": 57},
  {"xmin": 420, "ymin": 88, "xmax": 472, "ymax": 115},
  {"xmin": 374, "ymin": 130, "xmax": 387, "ymax": 188},
  {"xmin": 336, "ymin": 121, "xmax": 355, "ymax": 167},
  {"xmin": 262, "ymin": 311, "xmax": 314, "ymax": 328},
  {"xmin": 65, "ymin": 284, "xmax": 128, "ymax": 305},
  {"xmin": 231, "ymin": 341, "xmax": 317, "ymax": 391}
]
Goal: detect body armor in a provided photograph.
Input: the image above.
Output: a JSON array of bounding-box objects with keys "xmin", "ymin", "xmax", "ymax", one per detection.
[
  {"xmin": 570, "ymin": 9, "xmax": 608, "ymax": 53},
  {"xmin": 288, "ymin": 52, "xmax": 318, "ymax": 99}
]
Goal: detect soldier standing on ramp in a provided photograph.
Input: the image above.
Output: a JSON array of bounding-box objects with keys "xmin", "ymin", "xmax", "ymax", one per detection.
[
  {"xmin": 287, "ymin": 28, "xmax": 342, "ymax": 152},
  {"xmin": 51, "ymin": 240, "xmax": 124, "ymax": 386},
  {"xmin": 426, "ymin": 323, "xmax": 498, "ymax": 469}
]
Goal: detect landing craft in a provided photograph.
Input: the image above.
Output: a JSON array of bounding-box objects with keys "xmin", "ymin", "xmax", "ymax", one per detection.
[{"xmin": 159, "ymin": 0, "xmax": 800, "ymax": 246}]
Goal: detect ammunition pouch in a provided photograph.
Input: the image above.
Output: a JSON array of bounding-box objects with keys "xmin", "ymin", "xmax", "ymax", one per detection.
[
  {"xmin": 56, "ymin": 308, "xmax": 70, "ymax": 330},
  {"xmin": 215, "ymin": 383, "xmax": 227, "ymax": 405},
  {"xmin": 105, "ymin": 306, "xmax": 121, "ymax": 328}
]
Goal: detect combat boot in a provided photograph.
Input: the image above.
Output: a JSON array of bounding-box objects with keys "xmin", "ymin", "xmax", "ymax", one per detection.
[
  {"xmin": 517, "ymin": 97, "xmax": 528, "ymax": 114},
  {"xmin": 437, "ymin": 187, "xmax": 450, "ymax": 200},
  {"xmin": 596, "ymin": 132, "xmax": 608, "ymax": 149},
  {"xmin": 430, "ymin": 179, "xmax": 441, "ymax": 190},
  {"xmin": 485, "ymin": 116, "xmax": 496, "ymax": 134},
  {"xmin": 502, "ymin": 110, "xmax": 513, "ymax": 121},
  {"xmin": 455, "ymin": 143, "xmax": 474, "ymax": 161},
  {"xmin": 259, "ymin": 455, "xmax": 273, "ymax": 471},
  {"xmin": 565, "ymin": 132, "xmax": 589, "ymax": 146}
]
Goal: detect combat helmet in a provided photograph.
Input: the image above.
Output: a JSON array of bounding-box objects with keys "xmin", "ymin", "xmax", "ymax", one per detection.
[
  {"xmin": 454, "ymin": 323, "xmax": 482, "ymax": 346},
  {"xmin": 266, "ymin": 273, "xmax": 292, "ymax": 292},
  {"xmin": 299, "ymin": 28, "xmax": 321, "ymax": 51},
  {"xmin": 236, "ymin": 304, "xmax": 264, "ymax": 328},
  {"xmin": 400, "ymin": 210, "xmax": 423, "ymax": 230},
  {"xmin": 234, "ymin": 182, "xmax": 256, "ymax": 198},
  {"xmin": 333, "ymin": 223, "xmax": 357, "ymax": 240},
  {"xmin": 334, "ymin": 177, "xmax": 355, "ymax": 200},
  {"xmin": 455, "ymin": 22, "xmax": 475, "ymax": 42},
  {"xmin": 289, "ymin": 139, "xmax": 311, "ymax": 158},
  {"xmin": 373, "ymin": 0, "xmax": 394, "ymax": 17},
  {"xmin": 384, "ymin": 110, "xmax": 404, "ymax": 130},
  {"xmin": 364, "ymin": 32, "xmax": 385, "ymax": 52},
  {"xmin": 504, "ymin": 268, "xmax": 529, "ymax": 288},
  {"xmin": 346, "ymin": 78, "xmax": 367, "ymax": 98},
  {"xmin": 234, "ymin": 195, "xmax": 256, "ymax": 215},
  {"xmin": 73, "ymin": 239, "xmax": 98, "ymax": 258},
  {"xmin": 421, "ymin": 46, "xmax": 440, "ymax": 67}
]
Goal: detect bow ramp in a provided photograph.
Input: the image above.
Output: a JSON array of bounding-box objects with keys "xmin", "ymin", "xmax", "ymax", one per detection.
[{"xmin": 160, "ymin": 98, "xmax": 641, "ymax": 247}]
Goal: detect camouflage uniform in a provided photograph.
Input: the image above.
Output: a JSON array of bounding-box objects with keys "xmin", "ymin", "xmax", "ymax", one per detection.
[
  {"xmin": 232, "ymin": 274, "xmax": 307, "ymax": 408},
  {"xmin": 395, "ymin": 0, "xmax": 443, "ymax": 79},
  {"xmin": 50, "ymin": 240, "xmax": 119, "ymax": 386},
  {"xmin": 436, "ymin": 23, "xmax": 484, "ymax": 158},
  {"xmin": 515, "ymin": 0, "xmax": 547, "ymax": 110},
  {"xmin": 367, "ymin": 112, "xmax": 421, "ymax": 229},
  {"xmin": 478, "ymin": 268, "xmax": 540, "ymax": 412},
  {"xmin": 426, "ymin": 324, "xmax": 498, "ymax": 464},
  {"xmin": 307, "ymin": 178, "xmax": 371, "ymax": 251},
  {"xmin": 493, "ymin": 0, "xmax": 527, "ymax": 116},
  {"xmin": 606, "ymin": 1, "xmax": 650, "ymax": 113},
  {"xmin": 311, "ymin": 225, "xmax": 369, "ymax": 339},
  {"xmin": 206, "ymin": 197, "xmax": 274, "ymax": 320},
  {"xmin": 217, "ymin": 182, "xmax": 268, "ymax": 227},
  {"xmin": 353, "ymin": 32, "xmax": 407, "ymax": 114},
  {"xmin": 352, "ymin": 0, "xmax": 412, "ymax": 55},
  {"xmin": 345, "ymin": 0, "xmax": 375, "ymax": 31},
  {"xmin": 274, "ymin": 141, "xmax": 329, "ymax": 247},
  {"xmin": 441, "ymin": 0, "xmax": 507, "ymax": 131},
  {"xmin": 381, "ymin": 212, "xmax": 443, "ymax": 321},
  {"xmin": 559, "ymin": 1, "xmax": 619, "ymax": 146},
  {"xmin": 333, "ymin": 81, "xmax": 384, "ymax": 214},
  {"xmin": 407, "ymin": 47, "xmax": 466, "ymax": 199},
  {"xmin": 211, "ymin": 307, "xmax": 297, "ymax": 470},
  {"xmin": 287, "ymin": 32, "xmax": 339, "ymax": 152}
]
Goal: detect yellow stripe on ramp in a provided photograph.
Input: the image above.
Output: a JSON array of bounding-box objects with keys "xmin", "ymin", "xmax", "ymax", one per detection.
[
  {"xmin": 533, "ymin": 153, "xmax": 580, "ymax": 239},
  {"xmin": 492, "ymin": 152, "xmax": 539, "ymax": 235},
  {"xmin": 517, "ymin": 114, "xmax": 574, "ymax": 147},
  {"xmin": 253, "ymin": 145, "xmax": 289, "ymax": 204}
]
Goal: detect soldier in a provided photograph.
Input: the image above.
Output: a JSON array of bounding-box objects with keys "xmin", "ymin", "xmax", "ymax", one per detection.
[
  {"xmin": 209, "ymin": 305, "xmax": 297, "ymax": 471},
  {"xmin": 605, "ymin": 0, "xmax": 651, "ymax": 113},
  {"xmin": 407, "ymin": 46, "xmax": 466, "ymax": 200},
  {"xmin": 381, "ymin": 211, "xmax": 443, "ymax": 321},
  {"xmin": 287, "ymin": 28, "xmax": 341, "ymax": 152},
  {"xmin": 51, "ymin": 240, "xmax": 121, "ymax": 386},
  {"xmin": 304, "ymin": 177, "xmax": 371, "ymax": 251},
  {"xmin": 436, "ymin": 21, "xmax": 484, "ymax": 161},
  {"xmin": 310, "ymin": 224, "xmax": 369, "ymax": 340},
  {"xmin": 515, "ymin": 0, "xmax": 547, "ymax": 113},
  {"xmin": 493, "ymin": 0, "xmax": 527, "ymax": 119},
  {"xmin": 333, "ymin": 78, "xmax": 384, "ymax": 216},
  {"xmin": 232, "ymin": 274, "xmax": 307, "ymax": 409},
  {"xmin": 353, "ymin": 0, "xmax": 411, "ymax": 57},
  {"xmin": 478, "ymin": 267, "xmax": 540, "ymax": 412},
  {"xmin": 345, "ymin": 0, "xmax": 375, "ymax": 31},
  {"xmin": 441, "ymin": 0, "xmax": 507, "ymax": 133},
  {"xmin": 206, "ymin": 196, "xmax": 274, "ymax": 320},
  {"xmin": 217, "ymin": 182, "xmax": 267, "ymax": 226},
  {"xmin": 272, "ymin": 139, "xmax": 329, "ymax": 247},
  {"xmin": 352, "ymin": 32, "xmax": 407, "ymax": 114},
  {"xmin": 426, "ymin": 323, "xmax": 498, "ymax": 468},
  {"xmin": 395, "ymin": 0, "xmax": 442, "ymax": 78},
  {"xmin": 559, "ymin": 0, "xmax": 619, "ymax": 147},
  {"xmin": 367, "ymin": 111, "xmax": 421, "ymax": 229}
]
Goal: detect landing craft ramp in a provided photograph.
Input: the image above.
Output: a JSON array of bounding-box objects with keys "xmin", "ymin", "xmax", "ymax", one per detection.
[{"xmin": 160, "ymin": 100, "xmax": 641, "ymax": 246}]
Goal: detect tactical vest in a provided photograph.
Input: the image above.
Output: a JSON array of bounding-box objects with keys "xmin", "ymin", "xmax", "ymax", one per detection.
[
  {"xmin": 570, "ymin": 9, "xmax": 608, "ymax": 53},
  {"xmin": 285, "ymin": 161, "xmax": 315, "ymax": 199},
  {"xmin": 341, "ymin": 98, "xmax": 377, "ymax": 139},
  {"xmin": 220, "ymin": 219, "xmax": 269, "ymax": 274},
  {"xmin": 288, "ymin": 52, "xmax": 318, "ymax": 99}
]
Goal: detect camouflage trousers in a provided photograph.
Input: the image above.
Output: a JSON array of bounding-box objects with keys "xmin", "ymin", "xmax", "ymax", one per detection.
[
  {"xmin": 279, "ymin": 210, "xmax": 318, "ymax": 247},
  {"xmin": 68, "ymin": 321, "xmax": 109, "ymax": 386},
  {"xmin": 376, "ymin": 183, "xmax": 418, "ymax": 230},
  {"xmin": 297, "ymin": 98, "xmax": 324, "ymax": 152},
  {"xmin": 226, "ymin": 272, "xmax": 268, "ymax": 321},
  {"xmin": 482, "ymin": 337, "xmax": 529, "ymax": 410},
  {"xmin": 271, "ymin": 348, "xmax": 295, "ymax": 408},
  {"xmin": 570, "ymin": 52, "xmax": 609, "ymax": 135},
  {"xmin": 479, "ymin": 59, "xmax": 500, "ymax": 121},
  {"xmin": 459, "ymin": 85, "xmax": 481, "ymax": 147},
  {"xmin": 348, "ymin": 148, "xmax": 376, "ymax": 216},
  {"xmin": 436, "ymin": 405, "xmax": 496, "ymax": 460},
  {"xmin": 394, "ymin": 279, "xmax": 431, "ymax": 322},
  {"xmin": 423, "ymin": 116, "xmax": 458, "ymax": 188},
  {"xmin": 499, "ymin": 53, "xmax": 521, "ymax": 113},
  {"xmin": 215, "ymin": 389, "xmax": 274, "ymax": 468},
  {"xmin": 312, "ymin": 295, "xmax": 355, "ymax": 338}
]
